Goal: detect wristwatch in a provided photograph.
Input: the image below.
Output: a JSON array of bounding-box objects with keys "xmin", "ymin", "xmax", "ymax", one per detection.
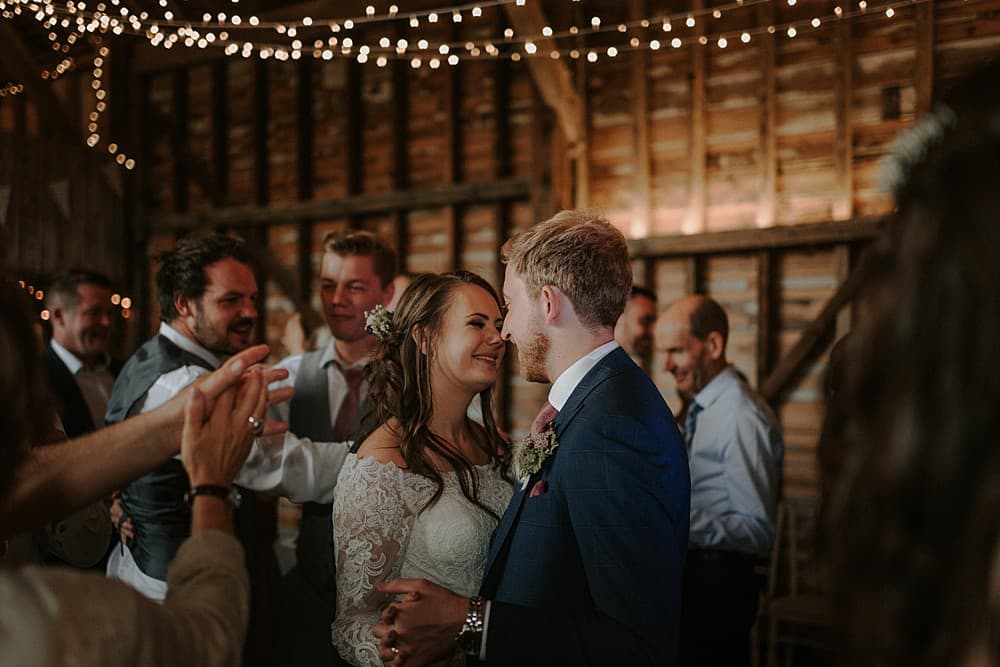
[
  {"xmin": 184, "ymin": 484, "xmax": 242, "ymax": 509},
  {"xmin": 455, "ymin": 595, "xmax": 485, "ymax": 656}
]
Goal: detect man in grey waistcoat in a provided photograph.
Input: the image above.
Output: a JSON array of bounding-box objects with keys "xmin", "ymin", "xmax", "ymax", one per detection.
[
  {"xmin": 272, "ymin": 230, "xmax": 396, "ymax": 666},
  {"xmin": 105, "ymin": 235, "xmax": 350, "ymax": 667}
]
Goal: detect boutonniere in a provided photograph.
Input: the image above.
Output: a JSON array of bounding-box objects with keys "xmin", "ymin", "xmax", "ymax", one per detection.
[{"xmin": 514, "ymin": 422, "xmax": 559, "ymax": 478}]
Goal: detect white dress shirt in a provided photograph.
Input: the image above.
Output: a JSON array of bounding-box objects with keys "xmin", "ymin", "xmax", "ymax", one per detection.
[
  {"xmin": 108, "ymin": 324, "xmax": 352, "ymax": 600},
  {"xmin": 50, "ymin": 339, "xmax": 114, "ymax": 430},
  {"xmin": 686, "ymin": 366, "xmax": 784, "ymax": 555}
]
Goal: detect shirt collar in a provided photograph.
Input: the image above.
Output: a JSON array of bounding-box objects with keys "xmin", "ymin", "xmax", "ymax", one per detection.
[
  {"xmin": 159, "ymin": 322, "xmax": 223, "ymax": 370},
  {"xmin": 320, "ymin": 339, "xmax": 371, "ymax": 372},
  {"xmin": 693, "ymin": 365, "xmax": 740, "ymax": 410},
  {"xmin": 50, "ymin": 339, "xmax": 85, "ymax": 375},
  {"xmin": 547, "ymin": 340, "xmax": 620, "ymax": 411}
]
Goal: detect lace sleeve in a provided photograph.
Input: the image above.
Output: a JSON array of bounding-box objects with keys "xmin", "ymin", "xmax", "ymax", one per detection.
[{"xmin": 331, "ymin": 456, "xmax": 434, "ymax": 667}]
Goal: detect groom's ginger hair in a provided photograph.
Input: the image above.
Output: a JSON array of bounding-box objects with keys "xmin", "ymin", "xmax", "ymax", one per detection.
[{"xmin": 501, "ymin": 210, "xmax": 632, "ymax": 330}]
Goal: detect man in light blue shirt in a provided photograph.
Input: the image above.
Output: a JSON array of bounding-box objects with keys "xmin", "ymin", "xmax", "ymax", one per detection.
[{"xmin": 656, "ymin": 294, "xmax": 783, "ymax": 667}]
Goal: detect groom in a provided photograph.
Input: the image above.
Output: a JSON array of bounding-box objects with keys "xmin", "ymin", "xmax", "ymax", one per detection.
[{"xmin": 373, "ymin": 211, "xmax": 690, "ymax": 665}]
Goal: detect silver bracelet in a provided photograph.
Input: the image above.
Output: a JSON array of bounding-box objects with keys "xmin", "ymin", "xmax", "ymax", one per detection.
[{"xmin": 455, "ymin": 595, "xmax": 485, "ymax": 656}]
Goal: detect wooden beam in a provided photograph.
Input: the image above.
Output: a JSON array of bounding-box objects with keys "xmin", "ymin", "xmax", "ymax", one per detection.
[
  {"xmin": 760, "ymin": 252, "xmax": 872, "ymax": 403},
  {"xmin": 297, "ymin": 58, "xmax": 315, "ymax": 307},
  {"xmin": 502, "ymin": 1, "xmax": 584, "ymax": 150},
  {"xmin": 443, "ymin": 25, "xmax": 464, "ymax": 271},
  {"xmin": 756, "ymin": 250, "xmax": 775, "ymax": 388},
  {"xmin": 683, "ymin": 257, "xmax": 702, "ymax": 295},
  {"xmin": 392, "ymin": 32, "xmax": 410, "ymax": 268},
  {"xmin": 172, "ymin": 68, "xmax": 190, "ymax": 212},
  {"xmin": 346, "ymin": 59, "xmax": 363, "ymax": 228},
  {"xmin": 572, "ymin": 1, "xmax": 589, "ymax": 209},
  {"xmin": 834, "ymin": 244, "xmax": 853, "ymax": 339},
  {"xmin": 915, "ymin": 1, "xmax": 935, "ymax": 115},
  {"xmin": 687, "ymin": 0, "xmax": 707, "ymax": 233},
  {"xmin": 151, "ymin": 178, "xmax": 532, "ymax": 232},
  {"xmin": 629, "ymin": 217, "xmax": 885, "ymax": 259},
  {"xmin": 495, "ymin": 48, "xmax": 513, "ymax": 434},
  {"xmin": 212, "ymin": 60, "xmax": 229, "ymax": 207},
  {"xmin": 756, "ymin": 3, "xmax": 777, "ymax": 227},
  {"xmin": 833, "ymin": 16, "xmax": 854, "ymax": 220},
  {"xmin": 253, "ymin": 60, "xmax": 268, "ymax": 207},
  {"xmin": 629, "ymin": 0, "xmax": 652, "ymax": 238}
]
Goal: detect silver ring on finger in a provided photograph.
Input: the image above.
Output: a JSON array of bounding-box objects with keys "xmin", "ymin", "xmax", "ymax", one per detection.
[{"xmin": 248, "ymin": 415, "xmax": 264, "ymax": 436}]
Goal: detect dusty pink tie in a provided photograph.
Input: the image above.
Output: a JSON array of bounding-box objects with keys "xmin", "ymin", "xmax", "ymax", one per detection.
[
  {"xmin": 332, "ymin": 365, "xmax": 366, "ymax": 441},
  {"xmin": 531, "ymin": 401, "xmax": 559, "ymax": 434}
]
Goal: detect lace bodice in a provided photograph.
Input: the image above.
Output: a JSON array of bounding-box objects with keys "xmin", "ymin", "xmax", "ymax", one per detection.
[{"xmin": 331, "ymin": 453, "xmax": 513, "ymax": 667}]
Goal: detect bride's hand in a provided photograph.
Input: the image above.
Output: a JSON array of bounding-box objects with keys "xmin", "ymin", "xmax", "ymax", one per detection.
[{"xmin": 373, "ymin": 578, "xmax": 467, "ymax": 667}]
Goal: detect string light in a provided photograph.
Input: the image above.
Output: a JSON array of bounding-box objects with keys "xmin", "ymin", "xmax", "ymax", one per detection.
[{"xmin": 7, "ymin": 0, "xmax": 921, "ymax": 162}]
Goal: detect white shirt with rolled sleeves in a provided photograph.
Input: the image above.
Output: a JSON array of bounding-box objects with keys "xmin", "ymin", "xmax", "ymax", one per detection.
[
  {"xmin": 107, "ymin": 324, "xmax": 352, "ymax": 600},
  {"xmin": 686, "ymin": 365, "xmax": 784, "ymax": 554}
]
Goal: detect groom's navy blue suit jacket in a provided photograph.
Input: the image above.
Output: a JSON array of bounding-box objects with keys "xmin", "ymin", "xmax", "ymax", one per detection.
[{"xmin": 480, "ymin": 347, "xmax": 690, "ymax": 665}]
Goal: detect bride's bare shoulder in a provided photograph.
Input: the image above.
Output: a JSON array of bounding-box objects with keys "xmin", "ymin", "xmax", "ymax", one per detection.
[{"xmin": 356, "ymin": 419, "xmax": 407, "ymax": 468}]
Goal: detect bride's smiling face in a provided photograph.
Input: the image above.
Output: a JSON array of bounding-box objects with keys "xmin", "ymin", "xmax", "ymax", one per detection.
[{"xmin": 427, "ymin": 284, "xmax": 505, "ymax": 396}]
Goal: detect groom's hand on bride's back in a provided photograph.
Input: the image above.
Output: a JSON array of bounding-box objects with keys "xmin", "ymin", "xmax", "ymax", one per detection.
[{"xmin": 373, "ymin": 578, "xmax": 468, "ymax": 666}]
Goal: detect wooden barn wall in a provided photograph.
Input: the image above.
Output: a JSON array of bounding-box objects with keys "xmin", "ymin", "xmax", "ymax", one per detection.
[
  {"xmin": 0, "ymin": 60, "xmax": 143, "ymax": 353},
  {"xmin": 0, "ymin": 0, "xmax": 984, "ymax": 495}
]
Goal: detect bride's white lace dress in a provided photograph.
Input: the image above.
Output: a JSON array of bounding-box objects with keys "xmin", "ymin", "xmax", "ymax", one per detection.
[{"xmin": 331, "ymin": 453, "xmax": 513, "ymax": 667}]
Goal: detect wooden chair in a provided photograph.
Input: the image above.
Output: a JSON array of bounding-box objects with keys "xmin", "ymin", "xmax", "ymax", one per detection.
[{"xmin": 760, "ymin": 498, "xmax": 835, "ymax": 667}]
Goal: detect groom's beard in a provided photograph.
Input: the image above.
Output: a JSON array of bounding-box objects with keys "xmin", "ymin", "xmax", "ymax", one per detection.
[{"xmin": 518, "ymin": 330, "xmax": 550, "ymax": 383}]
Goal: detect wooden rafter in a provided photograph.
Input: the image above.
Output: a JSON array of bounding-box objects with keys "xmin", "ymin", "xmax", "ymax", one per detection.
[
  {"xmin": 151, "ymin": 178, "xmax": 532, "ymax": 232},
  {"xmin": 629, "ymin": 217, "xmax": 885, "ymax": 259},
  {"xmin": 502, "ymin": 1, "xmax": 585, "ymax": 151}
]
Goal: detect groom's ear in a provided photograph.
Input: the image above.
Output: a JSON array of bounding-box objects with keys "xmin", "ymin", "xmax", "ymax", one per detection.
[{"xmin": 540, "ymin": 285, "xmax": 563, "ymax": 325}]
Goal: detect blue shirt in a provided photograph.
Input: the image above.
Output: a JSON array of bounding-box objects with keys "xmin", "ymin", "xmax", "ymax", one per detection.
[{"xmin": 686, "ymin": 366, "xmax": 783, "ymax": 554}]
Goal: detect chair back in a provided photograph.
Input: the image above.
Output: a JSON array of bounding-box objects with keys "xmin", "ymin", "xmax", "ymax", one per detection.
[{"xmin": 766, "ymin": 498, "xmax": 825, "ymax": 599}]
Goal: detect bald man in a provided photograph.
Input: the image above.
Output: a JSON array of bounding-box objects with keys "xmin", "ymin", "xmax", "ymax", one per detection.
[{"xmin": 656, "ymin": 294, "xmax": 783, "ymax": 667}]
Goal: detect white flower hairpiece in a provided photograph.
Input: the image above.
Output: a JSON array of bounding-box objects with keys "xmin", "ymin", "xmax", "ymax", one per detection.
[{"xmin": 364, "ymin": 304, "xmax": 394, "ymax": 341}]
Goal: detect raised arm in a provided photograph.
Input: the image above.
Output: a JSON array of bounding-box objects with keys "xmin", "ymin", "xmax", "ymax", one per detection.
[{"xmin": 0, "ymin": 345, "xmax": 289, "ymax": 537}]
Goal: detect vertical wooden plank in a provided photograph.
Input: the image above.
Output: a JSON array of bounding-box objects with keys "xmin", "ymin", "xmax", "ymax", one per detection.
[
  {"xmin": 251, "ymin": 59, "xmax": 269, "ymax": 343},
  {"xmin": 138, "ymin": 73, "xmax": 154, "ymax": 341},
  {"xmin": 531, "ymin": 87, "xmax": 555, "ymax": 222},
  {"xmin": 684, "ymin": 256, "xmax": 702, "ymax": 295},
  {"xmin": 444, "ymin": 22, "xmax": 464, "ymax": 270},
  {"xmin": 172, "ymin": 68, "xmax": 189, "ymax": 212},
  {"xmin": 756, "ymin": 3, "xmax": 777, "ymax": 227},
  {"xmin": 833, "ymin": 17, "xmax": 854, "ymax": 221},
  {"xmin": 392, "ymin": 32, "xmax": 410, "ymax": 268},
  {"xmin": 686, "ymin": 0, "xmax": 707, "ymax": 234},
  {"xmin": 297, "ymin": 58, "xmax": 314, "ymax": 304},
  {"xmin": 572, "ymin": 7, "xmax": 589, "ymax": 210},
  {"xmin": 629, "ymin": 0, "xmax": 651, "ymax": 239},
  {"xmin": 253, "ymin": 60, "xmax": 268, "ymax": 208},
  {"xmin": 834, "ymin": 244, "xmax": 853, "ymax": 339},
  {"xmin": 756, "ymin": 250, "xmax": 775, "ymax": 388},
  {"xmin": 345, "ymin": 60, "xmax": 364, "ymax": 230},
  {"xmin": 495, "ymin": 53, "xmax": 513, "ymax": 431},
  {"xmin": 212, "ymin": 60, "xmax": 229, "ymax": 208},
  {"xmin": 915, "ymin": 1, "xmax": 935, "ymax": 115}
]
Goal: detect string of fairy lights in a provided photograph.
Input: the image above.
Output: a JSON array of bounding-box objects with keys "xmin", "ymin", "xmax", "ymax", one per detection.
[
  {"xmin": 0, "ymin": 0, "xmax": 936, "ymax": 166},
  {"xmin": 15, "ymin": 280, "xmax": 135, "ymax": 320}
]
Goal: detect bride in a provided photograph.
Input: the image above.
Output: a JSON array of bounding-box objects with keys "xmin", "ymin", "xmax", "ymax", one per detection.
[{"xmin": 331, "ymin": 271, "xmax": 514, "ymax": 667}]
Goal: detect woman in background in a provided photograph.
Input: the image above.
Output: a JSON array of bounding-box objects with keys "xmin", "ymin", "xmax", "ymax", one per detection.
[{"xmin": 824, "ymin": 60, "xmax": 1000, "ymax": 666}]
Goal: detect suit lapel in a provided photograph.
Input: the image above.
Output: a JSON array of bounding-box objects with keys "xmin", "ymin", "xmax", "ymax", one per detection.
[{"xmin": 480, "ymin": 348, "xmax": 631, "ymax": 594}]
